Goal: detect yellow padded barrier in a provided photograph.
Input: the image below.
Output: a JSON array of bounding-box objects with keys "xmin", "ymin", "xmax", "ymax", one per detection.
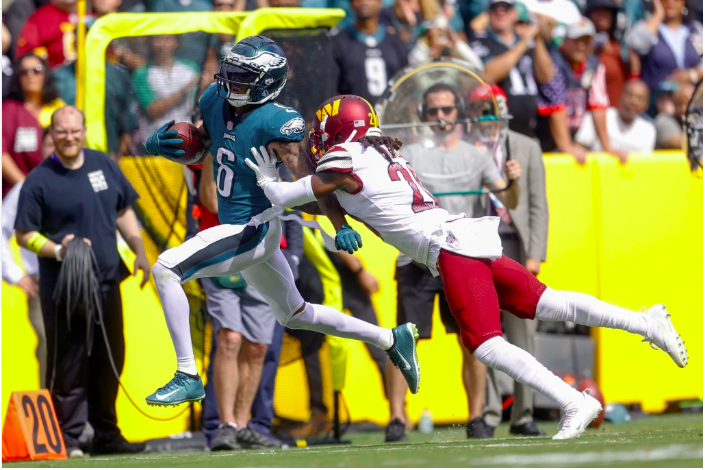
[{"xmin": 3, "ymin": 152, "xmax": 701, "ymax": 438}]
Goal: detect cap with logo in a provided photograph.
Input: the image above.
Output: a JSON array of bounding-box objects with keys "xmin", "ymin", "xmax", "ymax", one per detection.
[{"xmin": 565, "ymin": 16, "xmax": 596, "ymax": 39}]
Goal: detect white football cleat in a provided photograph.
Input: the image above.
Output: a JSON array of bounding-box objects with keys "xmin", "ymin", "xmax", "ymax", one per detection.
[
  {"xmin": 642, "ymin": 304, "xmax": 688, "ymax": 368},
  {"xmin": 552, "ymin": 392, "xmax": 603, "ymax": 440}
]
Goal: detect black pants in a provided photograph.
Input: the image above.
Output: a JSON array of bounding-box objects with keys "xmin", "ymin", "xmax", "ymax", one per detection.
[{"xmin": 41, "ymin": 282, "xmax": 125, "ymax": 449}]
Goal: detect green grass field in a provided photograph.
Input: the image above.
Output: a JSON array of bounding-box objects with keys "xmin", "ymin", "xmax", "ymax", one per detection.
[{"xmin": 5, "ymin": 413, "xmax": 702, "ymax": 467}]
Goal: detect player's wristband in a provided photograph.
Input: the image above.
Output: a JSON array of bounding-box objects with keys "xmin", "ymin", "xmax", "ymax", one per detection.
[
  {"xmin": 27, "ymin": 232, "xmax": 49, "ymax": 254},
  {"xmin": 54, "ymin": 244, "xmax": 63, "ymax": 262}
]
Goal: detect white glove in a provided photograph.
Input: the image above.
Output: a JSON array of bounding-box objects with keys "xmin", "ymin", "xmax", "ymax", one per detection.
[{"xmin": 245, "ymin": 145, "xmax": 279, "ymax": 188}]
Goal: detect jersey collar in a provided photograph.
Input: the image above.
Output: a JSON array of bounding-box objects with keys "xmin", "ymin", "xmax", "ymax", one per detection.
[
  {"xmin": 346, "ymin": 23, "xmax": 386, "ymax": 48},
  {"xmin": 487, "ymin": 30, "xmax": 518, "ymax": 48}
]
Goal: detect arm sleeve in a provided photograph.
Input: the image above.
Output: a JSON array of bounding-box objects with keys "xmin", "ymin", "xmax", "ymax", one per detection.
[
  {"xmin": 588, "ymin": 63, "xmax": 610, "ymax": 110},
  {"xmin": 574, "ymin": 112, "xmax": 598, "ymax": 149},
  {"xmin": 14, "ymin": 179, "xmax": 43, "ymax": 233},
  {"xmin": 131, "ymin": 66, "xmax": 155, "ymax": 111},
  {"xmin": 480, "ymin": 152, "xmax": 502, "ymax": 185},
  {"xmin": 263, "ymin": 176, "xmax": 317, "ymax": 208},
  {"xmin": 2, "ymin": 185, "xmax": 25, "ymax": 284},
  {"xmin": 316, "ymin": 146, "xmax": 353, "ymax": 173},
  {"xmin": 264, "ymin": 108, "xmax": 306, "ymax": 146},
  {"xmin": 537, "ymin": 66, "xmax": 567, "ymax": 116},
  {"xmin": 107, "ymin": 156, "xmax": 139, "ymax": 211},
  {"xmin": 624, "ymin": 20, "xmax": 657, "ymax": 56},
  {"xmin": 526, "ymin": 139, "xmax": 549, "ymax": 261},
  {"xmin": 2, "ymin": 103, "xmax": 14, "ymax": 154},
  {"xmin": 16, "ymin": 18, "xmax": 41, "ymax": 58}
]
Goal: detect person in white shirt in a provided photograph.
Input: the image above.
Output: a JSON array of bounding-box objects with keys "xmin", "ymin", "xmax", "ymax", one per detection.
[
  {"xmin": 575, "ymin": 79, "xmax": 657, "ymax": 155},
  {"xmin": 1, "ymin": 129, "xmax": 53, "ymax": 387}
]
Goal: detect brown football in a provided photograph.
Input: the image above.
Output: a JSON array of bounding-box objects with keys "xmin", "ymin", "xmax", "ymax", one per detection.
[
  {"xmin": 166, "ymin": 122, "xmax": 206, "ymax": 165},
  {"xmin": 577, "ymin": 378, "xmax": 606, "ymax": 427}
]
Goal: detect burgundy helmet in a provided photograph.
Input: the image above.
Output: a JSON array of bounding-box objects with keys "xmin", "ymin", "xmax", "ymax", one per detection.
[{"xmin": 309, "ymin": 95, "xmax": 381, "ymax": 165}]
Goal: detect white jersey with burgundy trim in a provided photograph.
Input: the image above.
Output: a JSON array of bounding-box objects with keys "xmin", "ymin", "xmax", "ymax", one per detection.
[{"xmin": 316, "ymin": 142, "xmax": 504, "ymax": 275}]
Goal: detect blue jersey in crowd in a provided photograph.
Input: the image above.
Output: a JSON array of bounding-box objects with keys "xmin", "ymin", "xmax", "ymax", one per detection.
[{"xmin": 199, "ymin": 83, "xmax": 306, "ymax": 225}]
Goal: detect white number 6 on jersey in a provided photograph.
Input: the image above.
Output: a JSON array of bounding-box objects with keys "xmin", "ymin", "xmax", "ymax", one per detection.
[{"xmin": 216, "ymin": 147, "xmax": 236, "ymax": 198}]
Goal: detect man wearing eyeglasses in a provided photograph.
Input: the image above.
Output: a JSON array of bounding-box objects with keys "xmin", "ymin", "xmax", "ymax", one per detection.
[
  {"xmin": 384, "ymin": 82, "xmax": 521, "ymax": 442},
  {"xmin": 14, "ymin": 106, "xmax": 150, "ymax": 457}
]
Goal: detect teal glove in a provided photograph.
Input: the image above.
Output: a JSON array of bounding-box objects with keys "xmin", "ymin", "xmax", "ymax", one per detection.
[
  {"xmin": 335, "ymin": 224, "xmax": 362, "ymax": 254},
  {"xmin": 143, "ymin": 120, "xmax": 184, "ymax": 158}
]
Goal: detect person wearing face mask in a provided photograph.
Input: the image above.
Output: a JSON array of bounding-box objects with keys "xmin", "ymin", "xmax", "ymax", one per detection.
[{"xmin": 384, "ymin": 82, "xmax": 521, "ymax": 442}]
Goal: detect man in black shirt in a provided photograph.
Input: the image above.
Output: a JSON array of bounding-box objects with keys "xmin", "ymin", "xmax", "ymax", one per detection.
[
  {"xmin": 469, "ymin": 0, "xmax": 554, "ymax": 137},
  {"xmin": 331, "ymin": 0, "xmax": 408, "ymax": 105},
  {"xmin": 15, "ymin": 106, "xmax": 150, "ymax": 457}
]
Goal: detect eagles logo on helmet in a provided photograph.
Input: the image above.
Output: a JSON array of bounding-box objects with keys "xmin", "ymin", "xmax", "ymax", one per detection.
[
  {"xmin": 309, "ymin": 95, "xmax": 381, "ymax": 165},
  {"xmin": 215, "ymin": 35, "xmax": 288, "ymax": 108}
]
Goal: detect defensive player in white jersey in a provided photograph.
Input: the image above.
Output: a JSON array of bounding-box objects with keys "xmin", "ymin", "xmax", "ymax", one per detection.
[{"xmin": 246, "ymin": 94, "xmax": 689, "ymax": 440}]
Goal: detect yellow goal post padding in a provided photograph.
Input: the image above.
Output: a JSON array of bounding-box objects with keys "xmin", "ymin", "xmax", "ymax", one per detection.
[{"xmin": 81, "ymin": 7, "xmax": 345, "ymax": 151}]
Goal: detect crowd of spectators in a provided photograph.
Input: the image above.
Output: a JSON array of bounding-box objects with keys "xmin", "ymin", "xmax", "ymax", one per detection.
[
  {"xmin": 0, "ymin": 0, "xmax": 701, "ymax": 454},
  {"xmin": 2, "ymin": 0, "xmax": 702, "ymax": 170}
]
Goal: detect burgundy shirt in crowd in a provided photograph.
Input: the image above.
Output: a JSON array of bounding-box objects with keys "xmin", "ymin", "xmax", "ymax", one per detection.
[
  {"xmin": 597, "ymin": 40, "xmax": 629, "ymax": 109},
  {"xmin": 2, "ymin": 100, "xmax": 43, "ymax": 198},
  {"xmin": 16, "ymin": 3, "xmax": 77, "ymax": 69}
]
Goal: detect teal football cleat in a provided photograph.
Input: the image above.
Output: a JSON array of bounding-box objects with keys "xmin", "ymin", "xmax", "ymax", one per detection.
[
  {"xmin": 387, "ymin": 323, "xmax": 421, "ymax": 394},
  {"xmin": 146, "ymin": 372, "xmax": 205, "ymax": 407}
]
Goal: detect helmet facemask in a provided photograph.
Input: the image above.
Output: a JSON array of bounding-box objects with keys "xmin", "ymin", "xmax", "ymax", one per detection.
[{"xmin": 215, "ymin": 52, "xmax": 287, "ymax": 107}]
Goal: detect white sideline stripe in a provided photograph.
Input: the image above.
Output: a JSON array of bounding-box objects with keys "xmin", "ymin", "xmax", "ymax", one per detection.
[
  {"xmin": 436, "ymin": 439, "xmax": 633, "ymax": 449},
  {"xmin": 469, "ymin": 444, "xmax": 702, "ymax": 466},
  {"xmin": 86, "ymin": 432, "xmax": 700, "ymax": 462}
]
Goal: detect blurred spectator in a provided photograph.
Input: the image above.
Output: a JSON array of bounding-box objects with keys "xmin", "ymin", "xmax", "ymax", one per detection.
[
  {"xmin": 460, "ymin": 0, "xmax": 491, "ymax": 36},
  {"xmin": 408, "ymin": 15, "xmax": 484, "ymax": 70},
  {"xmin": 654, "ymin": 81, "xmax": 693, "ymax": 148},
  {"xmin": 4, "ymin": 0, "xmax": 50, "ymax": 58},
  {"xmin": 50, "ymin": 0, "xmax": 139, "ymax": 159},
  {"xmin": 469, "ymin": 0, "xmax": 555, "ymax": 137},
  {"xmin": 329, "ymin": 251, "xmax": 387, "ymax": 382},
  {"xmin": 14, "ymin": 106, "xmax": 148, "ymax": 457},
  {"xmin": 1, "ymin": 128, "xmax": 53, "ymax": 390},
  {"xmin": 477, "ymin": 87, "xmax": 548, "ymax": 438},
  {"xmin": 380, "ymin": 0, "xmax": 440, "ymax": 50},
  {"xmin": 3, "ymin": 53, "xmax": 64, "ymax": 198},
  {"xmin": 132, "ymin": 35, "xmax": 200, "ymax": 140},
  {"xmin": 586, "ymin": 0, "xmax": 633, "ymax": 106},
  {"xmin": 3, "ymin": 23, "xmax": 12, "ymax": 99},
  {"xmin": 16, "ymin": 0, "xmax": 78, "ymax": 69},
  {"xmin": 331, "ymin": 0, "xmax": 408, "ymax": 105},
  {"xmin": 536, "ymin": 17, "xmax": 627, "ymax": 164},
  {"xmin": 575, "ymin": 78, "xmax": 656, "ymax": 152},
  {"xmin": 625, "ymin": 0, "xmax": 702, "ymax": 101},
  {"xmin": 145, "ymin": 0, "xmax": 211, "ymax": 68}
]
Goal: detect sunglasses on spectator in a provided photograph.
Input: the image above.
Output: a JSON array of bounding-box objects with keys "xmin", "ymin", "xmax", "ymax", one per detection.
[
  {"xmin": 19, "ymin": 65, "xmax": 45, "ymax": 76},
  {"xmin": 214, "ymin": 2, "xmax": 235, "ymax": 7},
  {"xmin": 426, "ymin": 106, "xmax": 457, "ymax": 115}
]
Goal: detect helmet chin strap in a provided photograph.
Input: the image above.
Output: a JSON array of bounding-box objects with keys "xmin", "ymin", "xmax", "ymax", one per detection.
[{"xmin": 227, "ymin": 87, "xmax": 251, "ymax": 107}]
